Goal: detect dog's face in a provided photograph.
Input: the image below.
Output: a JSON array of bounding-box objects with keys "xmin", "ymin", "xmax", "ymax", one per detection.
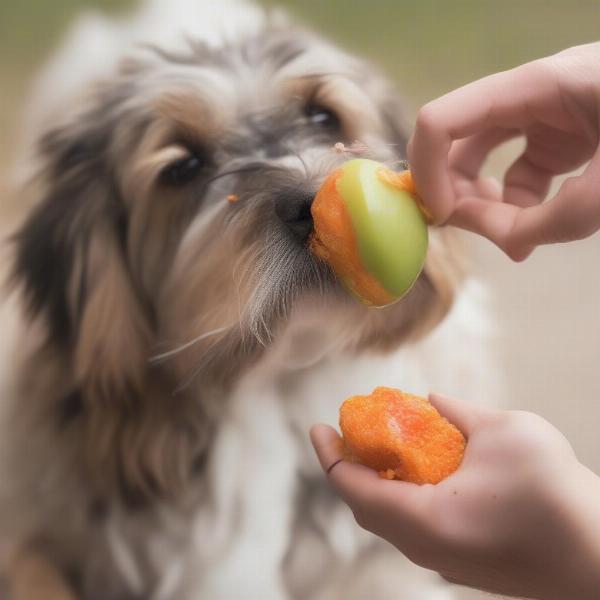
[{"xmin": 15, "ymin": 28, "xmax": 459, "ymax": 401}]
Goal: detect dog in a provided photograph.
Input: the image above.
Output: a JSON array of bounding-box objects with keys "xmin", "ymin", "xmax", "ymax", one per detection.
[{"xmin": 0, "ymin": 1, "xmax": 499, "ymax": 598}]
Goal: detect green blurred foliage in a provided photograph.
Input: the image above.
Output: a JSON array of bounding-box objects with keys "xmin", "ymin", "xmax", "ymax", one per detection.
[
  {"xmin": 266, "ymin": 0, "xmax": 600, "ymax": 106},
  {"xmin": 0, "ymin": 0, "xmax": 135, "ymax": 68},
  {"xmin": 2, "ymin": 0, "xmax": 600, "ymax": 150}
]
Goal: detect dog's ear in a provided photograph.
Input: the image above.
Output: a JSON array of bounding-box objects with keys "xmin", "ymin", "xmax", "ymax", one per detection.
[{"xmin": 13, "ymin": 117, "xmax": 152, "ymax": 401}]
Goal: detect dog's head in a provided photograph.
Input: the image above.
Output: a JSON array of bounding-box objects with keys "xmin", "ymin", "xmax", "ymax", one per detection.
[{"xmin": 14, "ymin": 27, "xmax": 461, "ymax": 404}]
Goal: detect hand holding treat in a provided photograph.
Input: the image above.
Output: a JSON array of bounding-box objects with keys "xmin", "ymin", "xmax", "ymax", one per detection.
[
  {"xmin": 307, "ymin": 42, "xmax": 600, "ymax": 600},
  {"xmin": 310, "ymin": 158, "xmax": 429, "ymax": 307},
  {"xmin": 311, "ymin": 394, "xmax": 600, "ymax": 600}
]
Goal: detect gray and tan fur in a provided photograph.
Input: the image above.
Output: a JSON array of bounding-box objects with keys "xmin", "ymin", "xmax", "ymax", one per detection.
[{"xmin": 0, "ymin": 1, "xmax": 496, "ymax": 599}]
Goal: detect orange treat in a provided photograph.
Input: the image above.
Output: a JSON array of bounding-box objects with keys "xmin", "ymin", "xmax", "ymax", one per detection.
[
  {"xmin": 376, "ymin": 168, "xmax": 433, "ymax": 223},
  {"xmin": 309, "ymin": 159, "xmax": 429, "ymax": 307},
  {"xmin": 339, "ymin": 387, "xmax": 466, "ymax": 484},
  {"xmin": 310, "ymin": 169, "xmax": 393, "ymax": 306}
]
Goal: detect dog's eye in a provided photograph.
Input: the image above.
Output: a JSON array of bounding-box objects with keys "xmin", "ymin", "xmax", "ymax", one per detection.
[
  {"xmin": 159, "ymin": 152, "xmax": 205, "ymax": 187},
  {"xmin": 305, "ymin": 104, "xmax": 340, "ymax": 131}
]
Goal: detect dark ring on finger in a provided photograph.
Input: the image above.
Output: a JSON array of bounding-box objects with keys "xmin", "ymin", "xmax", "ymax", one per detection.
[{"xmin": 326, "ymin": 458, "xmax": 344, "ymax": 475}]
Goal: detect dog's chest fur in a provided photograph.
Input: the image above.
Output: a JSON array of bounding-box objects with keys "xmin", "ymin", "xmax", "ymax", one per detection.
[
  {"xmin": 2, "ymin": 280, "xmax": 493, "ymax": 600},
  {"xmin": 0, "ymin": 289, "xmax": 490, "ymax": 600}
]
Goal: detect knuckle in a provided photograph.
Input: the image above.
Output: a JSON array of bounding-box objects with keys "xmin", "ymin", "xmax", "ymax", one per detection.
[
  {"xmin": 531, "ymin": 221, "xmax": 557, "ymax": 246},
  {"xmin": 495, "ymin": 410, "xmax": 558, "ymax": 454},
  {"xmin": 508, "ymin": 408, "xmax": 542, "ymax": 426},
  {"xmin": 521, "ymin": 57, "xmax": 557, "ymax": 83},
  {"xmin": 504, "ymin": 242, "xmax": 531, "ymax": 262},
  {"xmin": 415, "ymin": 102, "xmax": 443, "ymax": 135},
  {"xmin": 551, "ymin": 45, "xmax": 595, "ymax": 78},
  {"xmin": 497, "ymin": 409, "xmax": 540, "ymax": 431},
  {"xmin": 554, "ymin": 178, "xmax": 600, "ymax": 240},
  {"xmin": 559, "ymin": 175, "xmax": 589, "ymax": 206},
  {"xmin": 483, "ymin": 409, "xmax": 512, "ymax": 429}
]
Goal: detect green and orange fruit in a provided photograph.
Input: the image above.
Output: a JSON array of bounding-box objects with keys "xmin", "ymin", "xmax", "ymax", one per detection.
[{"xmin": 310, "ymin": 158, "xmax": 429, "ymax": 307}]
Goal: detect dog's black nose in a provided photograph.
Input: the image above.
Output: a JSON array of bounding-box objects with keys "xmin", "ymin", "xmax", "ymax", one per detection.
[{"xmin": 275, "ymin": 191, "xmax": 315, "ymax": 242}]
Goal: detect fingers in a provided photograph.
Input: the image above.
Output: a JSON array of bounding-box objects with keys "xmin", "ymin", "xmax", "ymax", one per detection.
[
  {"xmin": 503, "ymin": 152, "xmax": 554, "ymax": 208},
  {"xmin": 506, "ymin": 149, "xmax": 600, "ymax": 250},
  {"xmin": 501, "ymin": 127, "xmax": 593, "ymax": 209},
  {"xmin": 453, "ymin": 175, "xmax": 503, "ymax": 204},
  {"xmin": 408, "ymin": 62, "xmax": 544, "ymax": 223},
  {"xmin": 309, "ymin": 425, "xmax": 426, "ymax": 525},
  {"xmin": 448, "ymin": 128, "xmax": 521, "ymax": 179},
  {"xmin": 450, "ymin": 146, "xmax": 600, "ymax": 259},
  {"xmin": 309, "ymin": 424, "xmax": 382, "ymax": 505},
  {"xmin": 448, "ymin": 128, "xmax": 552, "ymax": 210},
  {"xmin": 409, "ymin": 52, "xmax": 600, "ymax": 257},
  {"xmin": 448, "ymin": 195, "xmax": 536, "ymax": 261},
  {"xmin": 428, "ymin": 393, "xmax": 496, "ymax": 437},
  {"xmin": 310, "ymin": 424, "xmax": 344, "ymax": 473}
]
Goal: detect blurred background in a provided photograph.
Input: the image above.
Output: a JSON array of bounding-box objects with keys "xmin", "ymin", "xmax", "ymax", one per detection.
[{"xmin": 1, "ymin": 1, "xmax": 599, "ymax": 596}]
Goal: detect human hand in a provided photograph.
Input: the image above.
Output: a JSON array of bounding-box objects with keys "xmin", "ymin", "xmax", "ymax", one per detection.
[
  {"xmin": 407, "ymin": 42, "xmax": 600, "ymax": 260},
  {"xmin": 311, "ymin": 394, "xmax": 600, "ymax": 599}
]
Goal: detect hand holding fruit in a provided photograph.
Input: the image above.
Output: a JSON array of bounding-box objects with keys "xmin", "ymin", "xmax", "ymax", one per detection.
[
  {"xmin": 311, "ymin": 394, "xmax": 600, "ymax": 600},
  {"xmin": 408, "ymin": 43, "xmax": 600, "ymax": 260}
]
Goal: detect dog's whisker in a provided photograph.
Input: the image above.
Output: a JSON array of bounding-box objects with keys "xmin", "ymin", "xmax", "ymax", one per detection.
[
  {"xmin": 150, "ymin": 326, "xmax": 231, "ymax": 363},
  {"xmin": 283, "ymin": 144, "xmax": 310, "ymax": 180},
  {"xmin": 202, "ymin": 165, "xmax": 265, "ymax": 192},
  {"xmin": 232, "ymin": 244, "xmax": 261, "ymax": 332},
  {"xmin": 291, "ymin": 70, "xmax": 352, "ymax": 81},
  {"xmin": 174, "ymin": 356, "xmax": 214, "ymax": 394},
  {"xmin": 174, "ymin": 329, "xmax": 242, "ymax": 394}
]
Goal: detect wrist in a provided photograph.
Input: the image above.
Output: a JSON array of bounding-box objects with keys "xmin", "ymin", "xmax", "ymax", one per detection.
[{"xmin": 534, "ymin": 462, "xmax": 600, "ymax": 600}]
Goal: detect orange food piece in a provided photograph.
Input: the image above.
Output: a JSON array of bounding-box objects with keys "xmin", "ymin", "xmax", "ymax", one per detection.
[
  {"xmin": 377, "ymin": 167, "xmax": 417, "ymax": 195},
  {"xmin": 377, "ymin": 169, "xmax": 433, "ymax": 223},
  {"xmin": 309, "ymin": 169, "xmax": 393, "ymax": 306},
  {"xmin": 339, "ymin": 387, "xmax": 466, "ymax": 484}
]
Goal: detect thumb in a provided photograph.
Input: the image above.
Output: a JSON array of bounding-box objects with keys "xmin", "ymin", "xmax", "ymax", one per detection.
[
  {"xmin": 428, "ymin": 393, "xmax": 496, "ymax": 437},
  {"xmin": 309, "ymin": 424, "xmax": 426, "ymax": 524},
  {"xmin": 310, "ymin": 424, "xmax": 383, "ymax": 506}
]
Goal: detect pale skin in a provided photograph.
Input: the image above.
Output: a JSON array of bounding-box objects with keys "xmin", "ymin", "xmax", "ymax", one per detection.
[
  {"xmin": 311, "ymin": 42, "xmax": 600, "ymax": 599},
  {"xmin": 407, "ymin": 42, "xmax": 600, "ymax": 261},
  {"xmin": 311, "ymin": 396, "xmax": 600, "ymax": 599}
]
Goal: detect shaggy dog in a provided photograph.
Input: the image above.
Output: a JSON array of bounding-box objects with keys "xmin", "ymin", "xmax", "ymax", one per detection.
[{"xmin": 0, "ymin": 1, "xmax": 497, "ymax": 598}]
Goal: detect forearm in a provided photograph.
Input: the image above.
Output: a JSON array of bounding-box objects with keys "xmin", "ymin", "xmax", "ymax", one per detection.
[
  {"xmin": 562, "ymin": 465, "xmax": 600, "ymax": 599},
  {"xmin": 534, "ymin": 464, "xmax": 600, "ymax": 600}
]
